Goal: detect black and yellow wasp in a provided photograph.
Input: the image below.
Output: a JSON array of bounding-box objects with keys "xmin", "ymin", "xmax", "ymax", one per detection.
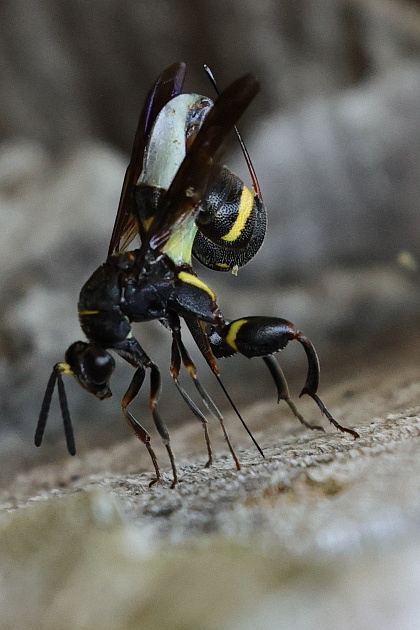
[{"xmin": 36, "ymin": 62, "xmax": 358, "ymax": 486}]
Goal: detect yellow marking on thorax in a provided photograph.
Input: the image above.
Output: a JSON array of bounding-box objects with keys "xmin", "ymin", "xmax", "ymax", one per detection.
[
  {"xmin": 79, "ymin": 309, "xmax": 100, "ymax": 316},
  {"xmin": 178, "ymin": 271, "xmax": 215, "ymax": 301},
  {"xmin": 221, "ymin": 186, "xmax": 254, "ymax": 242},
  {"xmin": 225, "ymin": 318, "xmax": 248, "ymax": 351}
]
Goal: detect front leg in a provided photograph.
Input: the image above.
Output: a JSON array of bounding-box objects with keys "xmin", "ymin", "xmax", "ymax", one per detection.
[
  {"xmin": 208, "ymin": 316, "xmax": 359, "ymax": 438},
  {"xmin": 114, "ymin": 336, "xmax": 178, "ymax": 487}
]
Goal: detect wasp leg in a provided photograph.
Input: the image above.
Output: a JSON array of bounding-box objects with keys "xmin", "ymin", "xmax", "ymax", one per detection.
[
  {"xmin": 296, "ymin": 332, "xmax": 359, "ymax": 438},
  {"xmin": 170, "ymin": 314, "xmax": 241, "ymax": 470},
  {"xmin": 149, "ymin": 363, "xmax": 179, "ymax": 488},
  {"xmin": 209, "ymin": 316, "xmax": 359, "ymax": 439},
  {"xmin": 121, "ymin": 367, "xmax": 161, "ymax": 486},
  {"xmin": 116, "ymin": 338, "xmax": 178, "ymax": 486},
  {"xmin": 184, "ymin": 313, "xmax": 264, "ymax": 460},
  {"xmin": 262, "ymin": 355, "xmax": 324, "ymax": 432},
  {"xmin": 169, "ymin": 333, "xmax": 213, "ymax": 468}
]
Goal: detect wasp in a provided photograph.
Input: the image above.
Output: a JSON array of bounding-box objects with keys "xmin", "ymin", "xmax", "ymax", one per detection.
[{"xmin": 35, "ymin": 62, "xmax": 359, "ymax": 487}]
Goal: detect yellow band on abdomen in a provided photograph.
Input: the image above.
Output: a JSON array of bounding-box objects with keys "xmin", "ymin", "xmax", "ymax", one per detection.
[{"xmin": 221, "ymin": 186, "xmax": 254, "ymax": 242}]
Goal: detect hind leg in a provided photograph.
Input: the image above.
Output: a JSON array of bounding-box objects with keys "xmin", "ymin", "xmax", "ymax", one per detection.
[{"xmin": 209, "ymin": 316, "xmax": 359, "ymax": 438}]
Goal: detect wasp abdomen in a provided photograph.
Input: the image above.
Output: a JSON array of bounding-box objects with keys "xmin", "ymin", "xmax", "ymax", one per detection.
[{"xmin": 193, "ymin": 167, "xmax": 266, "ymax": 272}]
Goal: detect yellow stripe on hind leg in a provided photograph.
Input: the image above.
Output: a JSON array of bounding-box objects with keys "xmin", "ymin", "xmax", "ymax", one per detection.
[{"xmin": 225, "ymin": 318, "xmax": 248, "ymax": 351}]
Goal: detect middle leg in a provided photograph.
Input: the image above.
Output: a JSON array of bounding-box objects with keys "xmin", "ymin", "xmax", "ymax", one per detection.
[{"xmin": 169, "ymin": 313, "xmax": 241, "ymax": 470}]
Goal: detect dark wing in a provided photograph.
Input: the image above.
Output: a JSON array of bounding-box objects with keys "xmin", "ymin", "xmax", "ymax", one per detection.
[
  {"xmin": 108, "ymin": 62, "xmax": 187, "ymax": 257},
  {"xmin": 129, "ymin": 73, "xmax": 260, "ymax": 276}
]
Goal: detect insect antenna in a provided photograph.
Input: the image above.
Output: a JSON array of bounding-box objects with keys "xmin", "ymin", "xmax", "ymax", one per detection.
[
  {"xmin": 35, "ymin": 365, "xmax": 77, "ymax": 455},
  {"xmin": 203, "ymin": 64, "xmax": 262, "ymax": 197},
  {"xmin": 35, "ymin": 369, "xmax": 58, "ymax": 448},
  {"xmin": 56, "ymin": 371, "xmax": 76, "ymax": 455}
]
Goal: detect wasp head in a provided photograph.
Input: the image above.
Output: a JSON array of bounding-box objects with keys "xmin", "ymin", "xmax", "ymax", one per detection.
[
  {"xmin": 35, "ymin": 342, "xmax": 115, "ymax": 456},
  {"xmin": 64, "ymin": 341, "xmax": 115, "ymax": 399}
]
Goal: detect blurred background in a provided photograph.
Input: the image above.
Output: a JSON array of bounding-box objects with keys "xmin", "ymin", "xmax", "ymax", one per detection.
[{"xmin": 0, "ymin": 0, "xmax": 419, "ymax": 483}]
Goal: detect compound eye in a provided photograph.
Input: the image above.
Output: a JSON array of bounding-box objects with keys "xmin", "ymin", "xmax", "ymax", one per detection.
[{"xmin": 83, "ymin": 348, "xmax": 115, "ymax": 385}]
